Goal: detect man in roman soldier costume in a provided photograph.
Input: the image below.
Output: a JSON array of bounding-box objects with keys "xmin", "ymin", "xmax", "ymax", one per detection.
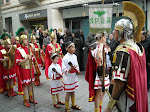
[
  {"xmin": 0, "ymin": 33, "xmax": 17, "ymax": 97},
  {"xmin": 105, "ymin": 1, "xmax": 148, "ymax": 112},
  {"xmin": 15, "ymin": 28, "xmax": 38, "ymax": 107},
  {"xmin": 30, "ymin": 35, "xmax": 42, "ymax": 86},
  {"xmin": 45, "ymin": 33, "xmax": 62, "ymax": 79}
]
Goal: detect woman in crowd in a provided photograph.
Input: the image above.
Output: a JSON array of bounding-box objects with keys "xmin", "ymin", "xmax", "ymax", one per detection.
[
  {"xmin": 61, "ymin": 30, "xmax": 73, "ymax": 55},
  {"xmin": 72, "ymin": 30, "xmax": 84, "ymax": 71}
]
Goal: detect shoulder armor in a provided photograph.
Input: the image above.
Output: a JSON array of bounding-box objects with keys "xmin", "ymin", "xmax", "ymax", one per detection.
[
  {"xmin": 13, "ymin": 44, "xmax": 17, "ymax": 49},
  {"xmin": 0, "ymin": 49, "xmax": 6, "ymax": 55},
  {"xmin": 112, "ymin": 51, "xmax": 130, "ymax": 73}
]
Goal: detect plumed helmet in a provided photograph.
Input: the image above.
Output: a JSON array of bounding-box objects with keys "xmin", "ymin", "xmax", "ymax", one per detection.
[{"xmin": 115, "ymin": 1, "xmax": 145, "ymax": 42}]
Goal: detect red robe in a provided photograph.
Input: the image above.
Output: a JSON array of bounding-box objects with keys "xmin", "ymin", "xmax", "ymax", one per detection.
[
  {"xmin": 127, "ymin": 49, "xmax": 148, "ymax": 112},
  {"xmin": 40, "ymin": 49, "xmax": 45, "ymax": 67},
  {"xmin": 14, "ymin": 44, "xmax": 21, "ymax": 85},
  {"xmin": 34, "ymin": 43, "xmax": 42, "ymax": 67},
  {"xmin": 0, "ymin": 49, "xmax": 5, "ymax": 93},
  {"xmin": 0, "ymin": 48, "xmax": 16, "ymax": 81},
  {"xmin": 85, "ymin": 50, "xmax": 96, "ymax": 102},
  {"xmin": 15, "ymin": 46, "xmax": 35, "ymax": 95},
  {"xmin": 15, "ymin": 44, "xmax": 21, "ymax": 48},
  {"xmin": 45, "ymin": 43, "xmax": 62, "ymax": 79},
  {"xmin": 0, "ymin": 45, "xmax": 4, "ymax": 50}
]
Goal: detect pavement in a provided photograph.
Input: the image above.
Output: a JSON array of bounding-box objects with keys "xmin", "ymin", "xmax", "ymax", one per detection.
[{"xmin": 0, "ymin": 69, "xmax": 150, "ymax": 112}]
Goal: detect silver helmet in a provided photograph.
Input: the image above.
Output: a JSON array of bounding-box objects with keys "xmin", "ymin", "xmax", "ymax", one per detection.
[{"xmin": 114, "ymin": 19, "xmax": 133, "ymax": 41}]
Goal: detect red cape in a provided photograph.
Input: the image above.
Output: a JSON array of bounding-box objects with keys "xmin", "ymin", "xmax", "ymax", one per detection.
[
  {"xmin": 127, "ymin": 49, "xmax": 148, "ymax": 112},
  {"xmin": 0, "ymin": 63, "xmax": 6, "ymax": 93},
  {"xmin": 85, "ymin": 50, "xmax": 96, "ymax": 102},
  {"xmin": 15, "ymin": 53, "xmax": 23, "ymax": 95}
]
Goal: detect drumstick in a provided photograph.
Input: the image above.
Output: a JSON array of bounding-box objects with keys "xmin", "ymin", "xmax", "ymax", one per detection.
[
  {"xmin": 52, "ymin": 68, "xmax": 63, "ymax": 77},
  {"xmin": 68, "ymin": 62, "xmax": 80, "ymax": 74}
]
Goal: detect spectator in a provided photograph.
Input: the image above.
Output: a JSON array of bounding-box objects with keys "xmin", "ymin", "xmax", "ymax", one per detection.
[
  {"xmin": 53, "ymin": 29, "xmax": 64, "ymax": 44},
  {"xmin": 61, "ymin": 30, "xmax": 73, "ymax": 55},
  {"xmin": 35, "ymin": 27, "xmax": 39, "ymax": 37},
  {"xmin": 43, "ymin": 31, "xmax": 51, "ymax": 49},
  {"xmin": 140, "ymin": 31, "xmax": 150, "ymax": 90},
  {"xmin": 107, "ymin": 33, "xmax": 119, "ymax": 61},
  {"xmin": 106, "ymin": 32, "xmax": 119, "ymax": 94},
  {"xmin": 85, "ymin": 33, "xmax": 96, "ymax": 48},
  {"xmin": 37, "ymin": 27, "xmax": 44, "ymax": 48},
  {"xmin": 72, "ymin": 30, "xmax": 84, "ymax": 70}
]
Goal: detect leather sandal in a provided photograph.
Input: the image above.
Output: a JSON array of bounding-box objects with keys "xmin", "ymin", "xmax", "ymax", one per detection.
[{"xmin": 71, "ymin": 105, "xmax": 81, "ymax": 110}]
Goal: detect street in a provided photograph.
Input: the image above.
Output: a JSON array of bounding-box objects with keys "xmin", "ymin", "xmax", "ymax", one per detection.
[{"xmin": 0, "ymin": 69, "xmax": 150, "ymax": 112}]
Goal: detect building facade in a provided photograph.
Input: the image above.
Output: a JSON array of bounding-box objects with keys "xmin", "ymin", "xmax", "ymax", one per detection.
[{"xmin": 1, "ymin": 0, "xmax": 149, "ymax": 38}]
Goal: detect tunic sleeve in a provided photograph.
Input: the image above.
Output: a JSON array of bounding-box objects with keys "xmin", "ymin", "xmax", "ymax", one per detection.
[
  {"xmin": 57, "ymin": 64, "xmax": 63, "ymax": 76},
  {"xmin": 15, "ymin": 50, "xmax": 23, "ymax": 64},
  {"xmin": 48, "ymin": 66, "xmax": 56, "ymax": 79},
  {"xmin": 62, "ymin": 58, "xmax": 69, "ymax": 75},
  {"xmin": 0, "ymin": 52, "xmax": 3, "ymax": 62},
  {"xmin": 74, "ymin": 55, "xmax": 80, "ymax": 71},
  {"xmin": 91, "ymin": 48, "xmax": 98, "ymax": 59},
  {"xmin": 47, "ymin": 45, "xmax": 52, "ymax": 55},
  {"xmin": 112, "ymin": 51, "xmax": 130, "ymax": 82}
]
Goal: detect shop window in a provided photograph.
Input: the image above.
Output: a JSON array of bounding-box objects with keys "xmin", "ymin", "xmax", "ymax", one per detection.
[
  {"xmin": 65, "ymin": 20, "xmax": 70, "ymax": 30},
  {"xmin": 1, "ymin": 0, "xmax": 4, "ymax": 4},
  {"xmin": 72, "ymin": 20, "xmax": 80, "ymax": 30},
  {"xmin": 5, "ymin": 17, "xmax": 13, "ymax": 33},
  {"xmin": 6, "ymin": 0, "xmax": 10, "ymax": 3}
]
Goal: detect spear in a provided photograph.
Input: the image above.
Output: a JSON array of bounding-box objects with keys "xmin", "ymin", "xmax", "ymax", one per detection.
[
  {"xmin": 28, "ymin": 37, "xmax": 36, "ymax": 112},
  {"xmin": 102, "ymin": 44, "xmax": 106, "ymax": 92}
]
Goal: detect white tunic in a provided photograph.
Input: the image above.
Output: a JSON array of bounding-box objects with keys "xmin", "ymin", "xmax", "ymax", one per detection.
[
  {"xmin": 62, "ymin": 52, "xmax": 79, "ymax": 92},
  {"xmin": 48, "ymin": 63, "xmax": 63, "ymax": 94},
  {"xmin": 91, "ymin": 43, "xmax": 110, "ymax": 89}
]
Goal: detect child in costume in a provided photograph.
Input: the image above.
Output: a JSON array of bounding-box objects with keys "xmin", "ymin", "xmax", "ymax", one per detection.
[
  {"xmin": 62, "ymin": 41, "xmax": 81, "ymax": 112},
  {"xmin": 85, "ymin": 34, "xmax": 110, "ymax": 112},
  {"xmin": 48, "ymin": 53, "xmax": 64, "ymax": 108}
]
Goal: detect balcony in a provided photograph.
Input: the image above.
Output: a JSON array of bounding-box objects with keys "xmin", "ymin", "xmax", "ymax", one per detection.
[{"xmin": 19, "ymin": 0, "xmax": 41, "ymax": 5}]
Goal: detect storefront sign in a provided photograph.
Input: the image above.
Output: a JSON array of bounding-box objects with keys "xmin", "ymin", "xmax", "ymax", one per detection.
[
  {"xmin": 89, "ymin": 4, "xmax": 113, "ymax": 33},
  {"xmin": 19, "ymin": 9, "xmax": 47, "ymax": 21}
]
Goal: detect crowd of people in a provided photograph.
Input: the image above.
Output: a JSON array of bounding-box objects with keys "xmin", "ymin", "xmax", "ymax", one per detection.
[{"xmin": 0, "ymin": 1, "xmax": 149, "ymax": 112}]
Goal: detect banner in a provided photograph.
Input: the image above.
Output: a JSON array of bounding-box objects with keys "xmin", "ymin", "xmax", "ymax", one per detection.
[{"xmin": 89, "ymin": 4, "xmax": 113, "ymax": 34}]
